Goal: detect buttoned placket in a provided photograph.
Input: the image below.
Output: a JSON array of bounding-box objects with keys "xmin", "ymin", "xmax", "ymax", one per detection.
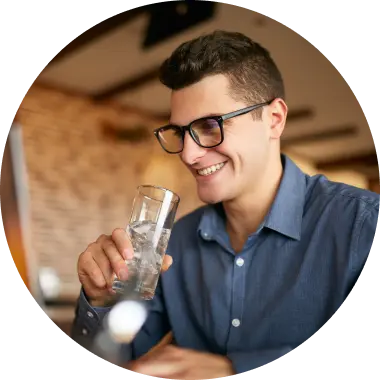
[{"xmin": 226, "ymin": 233, "xmax": 260, "ymax": 351}]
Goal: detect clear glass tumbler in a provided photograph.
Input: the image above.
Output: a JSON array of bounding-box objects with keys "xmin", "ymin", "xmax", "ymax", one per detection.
[{"xmin": 112, "ymin": 185, "xmax": 180, "ymax": 300}]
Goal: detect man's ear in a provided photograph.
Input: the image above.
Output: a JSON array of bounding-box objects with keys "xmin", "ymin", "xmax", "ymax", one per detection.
[{"xmin": 268, "ymin": 98, "xmax": 288, "ymax": 140}]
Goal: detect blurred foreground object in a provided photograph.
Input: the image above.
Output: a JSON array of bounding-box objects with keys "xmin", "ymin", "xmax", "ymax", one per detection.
[
  {"xmin": 90, "ymin": 275, "xmax": 148, "ymax": 366},
  {"xmin": 0, "ymin": 121, "xmax": 43, "ymax": 304},
  {"xmin": 1, "ymin": 123, "xmax": 31, "ymax": 290}
]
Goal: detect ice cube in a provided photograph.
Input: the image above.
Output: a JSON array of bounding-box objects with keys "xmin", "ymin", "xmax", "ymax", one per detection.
[{"xmin": 134, "ymin": 221, "xmax": 153, "ymax": 235}]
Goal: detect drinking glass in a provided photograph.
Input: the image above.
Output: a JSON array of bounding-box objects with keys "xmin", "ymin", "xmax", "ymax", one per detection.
[{"xmin": 112, "ymin": 185, "xmax": 180, "ymax": 300}]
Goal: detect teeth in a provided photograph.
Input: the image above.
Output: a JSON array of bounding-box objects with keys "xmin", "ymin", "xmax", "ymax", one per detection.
[{"xmin": 197, "ymin": 162, "xmax": 225, "ymax": 176}]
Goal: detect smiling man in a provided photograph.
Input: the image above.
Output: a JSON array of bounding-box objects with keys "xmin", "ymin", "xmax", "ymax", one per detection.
[{"xmin": 72, "ymin": 31, "xmax": 379, "ymax": 378}]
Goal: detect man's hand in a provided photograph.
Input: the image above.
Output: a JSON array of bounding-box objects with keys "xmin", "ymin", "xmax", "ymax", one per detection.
[
  {"xmin": 127, "ymin": 345, "xmax": 235, "ymax": 379},
  {"xmin": 77, "ymin": 228, "xmax": 173, "ymax": 306}
]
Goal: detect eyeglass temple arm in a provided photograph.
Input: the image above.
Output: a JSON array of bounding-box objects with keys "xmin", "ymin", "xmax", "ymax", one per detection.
[{"xmin": 221, "ymin": 101, "xmax": 271, "ymax": 121}]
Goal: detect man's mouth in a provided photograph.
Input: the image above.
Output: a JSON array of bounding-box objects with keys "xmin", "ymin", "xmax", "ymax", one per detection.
[{"xmin": 196, "ymin": 162, "xmax": 226, "ymax": 177}]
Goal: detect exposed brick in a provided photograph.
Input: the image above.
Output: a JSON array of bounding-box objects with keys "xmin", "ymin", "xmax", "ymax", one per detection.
[{"xmin": 17, "ymin": 85, "xmax": 202, "ymax": 298}]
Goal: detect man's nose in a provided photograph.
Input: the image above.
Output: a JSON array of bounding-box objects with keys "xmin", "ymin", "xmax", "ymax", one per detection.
[{"xmin": 180, "ymin": 132, "xmax": 207, "ymax": 165}]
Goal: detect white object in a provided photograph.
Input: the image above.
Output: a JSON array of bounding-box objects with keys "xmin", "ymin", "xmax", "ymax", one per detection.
[
  {"xmin": 232, "ymin": 319, "xmax": 241, "ymax": 327},
  {"xmin": 38, "ymin": 267, "xmax": 60, "ymax": 299},
  {"xmin": 107, "ymin": 300, "xmax": 148, "ymax": 343}
]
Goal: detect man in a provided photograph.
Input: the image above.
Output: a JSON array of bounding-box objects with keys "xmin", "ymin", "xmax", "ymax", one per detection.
[{"xmin": 72, "ymin": 31, "xmax": 378, "ymax": 378}]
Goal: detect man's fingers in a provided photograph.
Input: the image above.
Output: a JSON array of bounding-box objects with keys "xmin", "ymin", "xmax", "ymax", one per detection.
[
  {"xmin": 112, "ymin": 228, "xmax": 134, "ymax": 260},
  {"xmin": 128, "ymin": 345, "xmax": 184, "ymax": 376},
  {"xmin": 130, "ymin": 364, "xmax": 177, "ymax": 377},
  {"xmin": 79, "ymin": 250, "xmax": 107, "ymax": 289},
  {"xmin": 161, "ymin": 255, "xmax": 173, "ymax": 272},
  {"xmin": 92, "ymin": 248, "xmax": 115, "ymax": 288},
  {"xmin": 102, "ymin": 238, "xmax": 128, "ymax": 281},
  {"xmin": 80, "ymin": 276, "xmax": 109, "ymax": 299},
  {"xmin": 128, "ymin": 355, "xmax": 187, "ymax": 378}
]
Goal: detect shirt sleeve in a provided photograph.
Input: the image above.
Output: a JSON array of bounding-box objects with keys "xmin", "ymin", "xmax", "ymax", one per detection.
[
  {"xmin": 70, "ymin": 287, "xmax": 112, "ymax": 350},
  {"xmin": 227, "ymin": 346, "xmax": 293, "ymax": 373},
  {"xmin": 71, "ymin": 279, "xmax": 171, "ymax": 361},
  {"xmin": 351, "ymin": 203, "xmax": 379, "ymax": 286}
]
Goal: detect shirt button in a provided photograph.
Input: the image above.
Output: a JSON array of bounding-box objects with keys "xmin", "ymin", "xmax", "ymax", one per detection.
[
  {"xmin": 232, "ymin": 319, "xmax": 241, "ymax": 327},
  {"xmin": 236, "ymin": 258, "xmax": 244, "ymax": 267},
  {"xmin": 82, "ymin": 328, "xmax": 88, "ymax": 335},
  {"xmin": 87, "ymin": 311, "xmax": 94, "ymax": 318}
]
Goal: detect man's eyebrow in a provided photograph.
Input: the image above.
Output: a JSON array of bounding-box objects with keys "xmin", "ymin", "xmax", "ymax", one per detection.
[
  {"xmin": 169, "ymin": 112, "xmax": 222, "ymax": 126},
  {"xmin": 201, "ymin": 112, "xmax": 222, "ymax": 118}
]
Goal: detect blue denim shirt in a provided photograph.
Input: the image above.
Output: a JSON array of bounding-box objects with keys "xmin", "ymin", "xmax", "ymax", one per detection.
[{"xmin": 72, "ymin": 155, "xmax": 379, "ymax": 373}]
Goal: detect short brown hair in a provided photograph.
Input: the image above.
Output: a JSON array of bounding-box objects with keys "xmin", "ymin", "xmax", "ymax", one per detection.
[{"xmin": 159, "ymin": 30, "xmax": 285, "ymax": 118}]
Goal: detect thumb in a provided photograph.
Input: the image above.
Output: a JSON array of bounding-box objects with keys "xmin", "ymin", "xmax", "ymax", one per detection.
[{"xmin": 161, "ymin": 255, "xmax": 173, "ymax": 272}]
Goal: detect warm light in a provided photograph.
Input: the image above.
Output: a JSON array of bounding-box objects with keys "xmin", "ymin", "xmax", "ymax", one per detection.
[{"xmin": 2, "ymin": 220, "xmax": 30, "ymax": 292}]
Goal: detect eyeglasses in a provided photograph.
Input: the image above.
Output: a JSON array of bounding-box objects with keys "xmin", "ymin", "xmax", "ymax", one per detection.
[{"xmin": 153, "ymin": 100, "xmax": 272, "ymax": 154}]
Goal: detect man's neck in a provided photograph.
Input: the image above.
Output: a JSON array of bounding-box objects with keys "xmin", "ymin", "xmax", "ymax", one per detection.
[{"xmin": 223, "ymin": 156, "xmax": 283, "ymax": 252}]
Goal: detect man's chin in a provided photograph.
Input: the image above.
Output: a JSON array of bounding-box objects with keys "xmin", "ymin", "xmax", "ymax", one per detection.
[{"xmin": 198, "ymin": 190, "xmax": 223, "ymax": 205}]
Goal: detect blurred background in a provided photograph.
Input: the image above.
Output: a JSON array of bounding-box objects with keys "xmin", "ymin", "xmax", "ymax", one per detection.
[{"xmin": 1, "ymin": 1, "xmax": 379, "ymax": 337}]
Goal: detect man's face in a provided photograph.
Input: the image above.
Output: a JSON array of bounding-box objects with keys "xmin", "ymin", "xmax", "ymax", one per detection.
[{"xmin": 169, "ymin": 74, "xmax": 278, "ymax": 204}]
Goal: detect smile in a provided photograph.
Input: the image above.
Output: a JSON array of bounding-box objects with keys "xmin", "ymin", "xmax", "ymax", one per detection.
[{"xmin": 196, "ymin": 162, "xmax": 226, "ymax": 176}]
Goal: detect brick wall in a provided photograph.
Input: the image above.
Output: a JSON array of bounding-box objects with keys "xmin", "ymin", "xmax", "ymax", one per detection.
[{"xmin": 16, "ymin": 85, "xmax": 202, "ymax": 298}]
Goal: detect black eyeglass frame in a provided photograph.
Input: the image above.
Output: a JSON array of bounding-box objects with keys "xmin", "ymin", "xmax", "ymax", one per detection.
[{"xmin": 153, "ymin": 100, "xmax": 272, "ymax": 154}]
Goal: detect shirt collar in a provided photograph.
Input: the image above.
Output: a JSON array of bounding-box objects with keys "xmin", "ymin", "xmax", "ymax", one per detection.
[
  {"xmin": 263, "ymin": 155, "xmax": 306, "ymax": 240},
  {"xmin": 198, "ymin": 154, "xmax": 306, "ymax": 241}
]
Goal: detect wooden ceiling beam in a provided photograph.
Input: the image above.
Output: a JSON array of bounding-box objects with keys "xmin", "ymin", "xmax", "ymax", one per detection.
[
  {"xmin": 282, "ymin": 124, "xmax": 357, "ymax": 148},
  {"xmin": 93, "ymin": 66, "xmax": 160, "ymax": 101},
  {"xmin": 48, "ymin": 6, "xmax": 151, "ymax": 65},
  {"xmin": 315, "ymin": 151, "xmax": 378, "ymax": 171}
]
